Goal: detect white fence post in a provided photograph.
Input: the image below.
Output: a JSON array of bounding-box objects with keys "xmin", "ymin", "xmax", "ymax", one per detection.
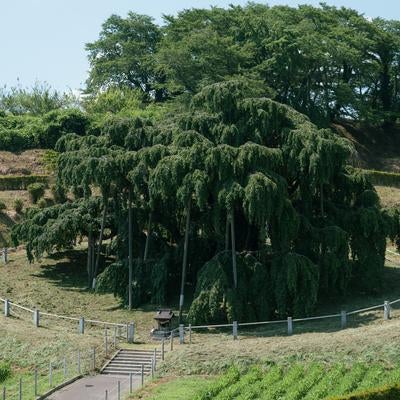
[
  {"xmin": 79, "ymin": 317, "xmax": 85, "ymax": 334},
  {"xmin": 33, "ymin": 309, "xmax": 40, "ymax": 327},
  {"xmin": 341, "ymin": 311, "xmax": 347, "ymax": 329},
  {"xmin": 179, "ymin": 324, "xmax": 184, "ymax": 344},
  {"xmin": 127, "ymin": 322, "xmax": 134, "ymax": 344},
  {"xmin": 233, "ymin": 321, "xmax": 238, "ymax": 340},
  {"xmin": 384, "ymin": 301, "xmax": 391, "ymax": 320},
  {"xmin": 104, "ymin": 328, "xmax": 108, "ymax": 356},
  {"xmin": 2, "ymin": 248, "xmax": 8, "ymax": 264},
  {"xmin": 4, "ymin": 299, "xmax": 10, "ymax": 317},
  {"xmin": 287, "ymin": 317, "xmax": 293, "ymax": 336}
]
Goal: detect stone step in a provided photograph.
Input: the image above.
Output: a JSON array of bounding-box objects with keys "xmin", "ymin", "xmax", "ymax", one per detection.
[
  {"xmin": 116, "ymin": 353, "xmax": 160, "ymax": 357},
  {"xmin": 102, "ymin": 369, "xmax": 150, "ymax": 376},
  {"xmin": 108, "ymin": 362, "xmax": 153, "ymax": 368},
  {"xmin": 104, "ymin": 365, "xmax": 152, "ymax": 371},
  {"xmin": 101, "ymin": 348, "xmax": 162, "ymax": 377},
  {"xmin": 103, "ymin": 367, "xmax": 152, "ymax": 374},
  {"xmin": 119, "ymin": 349, "xmax": 161, "ymax": 354}
]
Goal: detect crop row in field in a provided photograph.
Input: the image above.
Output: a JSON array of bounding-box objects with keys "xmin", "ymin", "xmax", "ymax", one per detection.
[{"xmin": 196, "ymin": 362, "xmax": 400, "ymax": 400}]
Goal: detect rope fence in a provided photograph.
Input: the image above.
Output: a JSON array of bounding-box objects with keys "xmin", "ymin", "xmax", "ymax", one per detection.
[
  {"xmin": 173, "ymin": 296, "xmax": 399, "ymax": 344},
  {"xmin": 0, "ymin": 296, "xmax": 134, "ymax": 343}
]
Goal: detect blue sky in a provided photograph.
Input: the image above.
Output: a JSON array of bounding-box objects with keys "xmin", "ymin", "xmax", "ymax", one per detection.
[{"xmin": 1, "ymin": 0, "xmax": 399, "ymax": 93}]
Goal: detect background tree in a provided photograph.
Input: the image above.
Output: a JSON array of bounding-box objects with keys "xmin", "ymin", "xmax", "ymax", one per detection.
[{"xmin": 85, "ymin": 13, "xmax": 165, "ymax": 100}]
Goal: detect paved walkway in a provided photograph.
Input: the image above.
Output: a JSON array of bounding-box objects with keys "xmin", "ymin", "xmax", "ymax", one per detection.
[{"xmin": 47, "ymin": 375, "xmax": 140, "ymax": 400}]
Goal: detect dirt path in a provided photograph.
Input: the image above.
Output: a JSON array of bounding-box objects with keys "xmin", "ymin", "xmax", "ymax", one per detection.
[{"xmin": 47, "ymin": 374, "xmax": 140, "ymax": 400}]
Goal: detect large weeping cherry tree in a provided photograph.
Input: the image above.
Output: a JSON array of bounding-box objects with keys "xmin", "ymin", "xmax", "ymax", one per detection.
[{"xmin": 12, "ymin": 79, "xmax": 400, "ymax": 323}]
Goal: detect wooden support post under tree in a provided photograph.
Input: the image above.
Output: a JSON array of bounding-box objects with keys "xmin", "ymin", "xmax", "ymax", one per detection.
[
  {"xmin": 87, "ymin": 230, "xmax": 93, "ymax": 288},
  {"xmin": 320, "ymin": 183, "xmax": 324, "ymax": 216},
  {"xmin": 230, "ymin": 211, "xmax": 237, "ymax": 289},
  {"xmin": 225, "ymin": 216, "xmax": 230, "ymax": 251},
  {"xmin": 143, "ymin": 212, "xmax": 152, "ymax": 262},
  {"xmin": 128, "ymin": 188, "xmax": 133, "ymax": 311},
  {"xmin": 178, "ymin": 198, "xmax": 191, "ymax": 324},
  {"xmin": 92, "ymin": 199, "xmax": 108, "ymax": 289}
]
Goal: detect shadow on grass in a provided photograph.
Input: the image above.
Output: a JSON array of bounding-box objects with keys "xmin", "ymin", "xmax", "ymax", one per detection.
[
  {"xmin": 0, "ymin": 212, "xmax": 15, "ymax": 228},
  {"xmin": 190, "ymin": 312, "xmax": 381, "ymax": 341},
  {"xmin": 31, "ymin": 249, "xmax": 89, "ymax": 290}
]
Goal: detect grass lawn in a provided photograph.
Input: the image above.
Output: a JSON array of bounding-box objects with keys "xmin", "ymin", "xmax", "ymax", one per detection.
[
  {"xmin": 375, "ymin": 185, "xmax": 400, "ymax": 208},
  {"xmin": 0, "ymin": 242, "xmax": 399, "ymax": 398},
  {"xmin": 129, "ymin": 376, "xmax": 214, "ymax": 400}
]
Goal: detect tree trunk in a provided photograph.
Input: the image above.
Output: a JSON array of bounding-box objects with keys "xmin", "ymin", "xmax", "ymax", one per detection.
[
  {"xmin": 143, "ymin": 212, "xmax": 152, "ymax": 262},
  {"xmin": 128, "ymin": 188, "xmax": 133, "ymax": 311},
  {"xmin": 225, "ymin": 216, "xmax": 230, "ymax": 251},
  {"xmin": 230, "ymin": 211, "xmax": 237, "ymax": 289},
  {"xmin": 91, "ymin": 237, "xmax": 95, "ymax": 283},
  {"xmin": 320, "ymin": 183, "xmax": 324, "ymax": 217},
  {"xmin": 92, "ymin": 200, "xmax": 107, "ymax": 289},
  {"xmin": 178, "ymin": 198, "xmax": 191, "ymax": 324},
  {"xmin": 87, "ymin": 230, "xmax": 93, "ymax": 288}
]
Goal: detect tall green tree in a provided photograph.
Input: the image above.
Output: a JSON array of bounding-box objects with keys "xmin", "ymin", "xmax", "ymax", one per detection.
[{"xmin": 86, "ymin": 13, "xmax": 165, "ymax": 100}]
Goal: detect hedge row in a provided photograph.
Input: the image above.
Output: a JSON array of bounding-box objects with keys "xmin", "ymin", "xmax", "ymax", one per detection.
[
  {"xmin": 363, "ymin": 169, "xmax": 400, "ymax": 188},
  {"xmin": 0, "ymin": 175, "xmax": 49, "ymax": 190},
  {"xmin": 327, "ymin": 384, "xmax": 400, "ymax": 400}
]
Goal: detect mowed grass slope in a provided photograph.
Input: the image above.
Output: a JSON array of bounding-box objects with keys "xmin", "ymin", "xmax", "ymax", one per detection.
[
  {"xmin": 0, "ymin": 248, "xmax": 160, "ymax": 342},
  {"xmin": 0, "ymin": 247, "xmax": 161, "ymax": 396}
]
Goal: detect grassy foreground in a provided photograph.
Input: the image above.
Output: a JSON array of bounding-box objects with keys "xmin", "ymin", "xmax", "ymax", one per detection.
[
  {"xmin": 130, "ymin": 363, "xmax": 400, "ymax": 400},
  {"xmin": 1, "ymin": 246, "xmax": 400, "ymax": 398},
  {"xmin": 130, "ymin": 376, "xmax": 214, "ymax": 400}
]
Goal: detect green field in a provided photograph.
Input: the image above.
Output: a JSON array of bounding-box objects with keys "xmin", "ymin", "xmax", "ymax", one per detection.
[{"xmin": 131, "ymin": 363, "xmax": 400, "ymax": 400}]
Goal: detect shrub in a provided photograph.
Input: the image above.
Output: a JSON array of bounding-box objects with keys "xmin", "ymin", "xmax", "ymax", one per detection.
[
  {"xmin": 0, "ymin": 201, "xmax": 6, "ymax": 211},
  {"xmin": 0, "ymin": 175, "xmax": 49, "ymax": 190},
  {"xmin": 0, "ymin": 363, "xmax": 11, "ymax": 383},
  {"xmin": 363, "ymin": 169, "xmax": 400, "ymax": 188},
  {"xmin": 327, "ymin": 384, "xmax": 400, "ymax": 399},
  {"xmin": 51, "ymin": 184, "xmax": 67, "ymax": 203},
  {"xmin": 37, "ymin": 198, "xmax": 47, "ymax": 209},
  {"xmin": 14, "ymin": 198, "xmax": 24, "ymax": 214},
  {"xmin": 27, "ymin": 182, "xmax": 46, "ymax": 204}
]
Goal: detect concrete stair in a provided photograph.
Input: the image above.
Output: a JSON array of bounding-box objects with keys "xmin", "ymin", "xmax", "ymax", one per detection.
[{"xmin": 102, "ymin": 349, "xmax": 162, "ymax": 376}]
